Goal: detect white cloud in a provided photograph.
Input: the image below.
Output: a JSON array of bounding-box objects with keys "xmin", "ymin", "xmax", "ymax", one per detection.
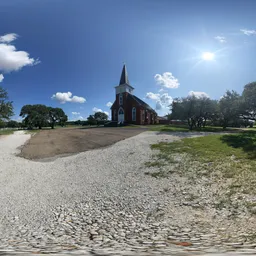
[
  {"xmin": 93, "ymin": 107, "xmax": 103, "ymax": 113},
  {"xmin": 188, "ymin": 91, "xmax": 209, "ymax": 98},
  {"xmin": 146, "ymin": 92, "xmax": 160, "ymax": 100},
  {"xmin": 69, "ymin": 115, "xmax": 85, "ymax": 121},
  {"xmin": 158, "ymin": 88, "xmax": 166, "ymax": 93},
  {"xmin": 156, "ymin": 93, "xmax": 173, "ymax": 110},
  {"xmin": 92, "ymin": 107, "xmax": 109, "ymax": 116},
  {"xmin": 0, "ymin": 34, "xmax": 39, "ymax": 73},
  {"xmin": 240, "ymin": 29, "xmax": 256, "ymax": 36},
  {"xmin": 51, "ymin": 92, "xmax": 86, "ymax": 104},
  {"xmin": 146, "ymin": 92, "xmax": 173, "ymax": 112},
  {"xmin": 106, "ymin": 102, "xmax": 112, "ymax": 107},
  {"xmin": 214, "ymin": 36, "xmax": 226, "ymax": 43},
  {"xmin": 0, "ymin": 33, "xmax": 18, "ymax": 43},
  {"xmin": 72, "ymin": 112, "xmax": 80, "ymax": 115},
  {"xmin": 154, "ymin": 72, "xmax": 179, "ymax": 89},
  {"xmin": 71, "ymin": 95, "xmax": 86, "ymax": 103},
  {"xmin": 0, "ymin": 74, "xmax": 4, "ymax": 82}
]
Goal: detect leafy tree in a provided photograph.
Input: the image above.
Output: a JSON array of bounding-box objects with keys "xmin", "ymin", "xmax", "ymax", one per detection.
[
  {"xmin": 218, "ymin": 90, "xmax": 241, "ymax": 129},
  {"xmin": 171, "ymin": 95, "xmax": 217, "ymax": 130},
  {"xmin": 59, "ymin": 114, "xmax": 68, "ymax": 127},
  {"xmin": 0, "ymin": 120, "xmax": 6, "ymax": 129},
  {"xmin": 242, "ymin": 82, "xmax": 256, "ymax": 120},
  {"xmin": 20, "ymin": 105, "xmax": 67, "ymax": 129},
  {"xmin": 87, "ymin": 115, "xmax": 97, "ymax": 126},
  {"xmin": 7, "ymin": 120, "xmax": 20, "ymax": 128},
  {"xmin": 94, "ymin": 112, "xmax": 108, "ymax": 122},
  {"xmin": 20, "ymin": 104, "xmax": 49, "ymax": 129},
  {"xmin": 74, "ymin": 120, "xmax": 82, "ymax": 125},
  {"xmin": 48, "ymin": 107, "xmax": 67, "ymax": 129},
  {"xmin": 87, "ymin": 112, "xmax": 108, "ymax": 126},
  {"xmin": 0, "ymin": 87, "xmax": 14, "ymax": 122}
]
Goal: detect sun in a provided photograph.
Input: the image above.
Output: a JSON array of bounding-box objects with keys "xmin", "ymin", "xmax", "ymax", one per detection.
[{"xmin": 202, "ymin": 52, "xmax": 215, "ymax": 61}]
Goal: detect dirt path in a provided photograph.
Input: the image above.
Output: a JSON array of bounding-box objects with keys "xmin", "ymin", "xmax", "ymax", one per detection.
[{"xmin": 19, "ymin": 127, "xmax": 147, "ymax": 160}]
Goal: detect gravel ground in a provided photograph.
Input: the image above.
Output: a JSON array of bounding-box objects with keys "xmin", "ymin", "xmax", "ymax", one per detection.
[{"xmin": 0, "ymin": 131, "xmax": 255, "ymax": 255}]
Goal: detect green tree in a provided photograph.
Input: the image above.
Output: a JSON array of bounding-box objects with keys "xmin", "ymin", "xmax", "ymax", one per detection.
[
  {"xmin": 87, "ymin": 115, "xmax": 97, "ymax": 126},
  {"xmin": 0, "ymin": 87, "xmax": 14, "ymax": 122},
  {"xmin": 0, "ymin": 120, "xmax": 6, "ymax": 129},
  {"xmin": 218, "ymin": 90, "xmax": 241, "ymax": 129},
  {"xmin": 94, "ymin": 112, "xmax": 108, "ymax": 125},
  {"xmin": 59, "ymin": 114, "xmax": 68, "ymax": 127},
  {"xmin": 171, "ymin": 95, "xmax": 217, "ymax": 130},
  {"xmin": 242, "ymin": 82, "xmax": 256, "ymax": 120},
  {"xmin": 20, "ymin": 104, "xmax": 49, "ymax": 129},
  {"xmin": 7, "ymin": 120, "xmax": 20, "ymax": 128},
  {"xmin": 48, "ymin": 107, "xmax": 67, "ymax": 129}
]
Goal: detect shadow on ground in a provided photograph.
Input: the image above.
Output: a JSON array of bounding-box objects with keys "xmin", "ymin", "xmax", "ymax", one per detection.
[{"xmin": 221, "ymin": 131, "xmax": 256, "ymax": 159}]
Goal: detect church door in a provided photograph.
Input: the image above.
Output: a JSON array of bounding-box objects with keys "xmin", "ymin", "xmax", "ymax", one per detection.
[{"xmin": 118, "ymin": 108, "xmax": 124, "ymax": 123}]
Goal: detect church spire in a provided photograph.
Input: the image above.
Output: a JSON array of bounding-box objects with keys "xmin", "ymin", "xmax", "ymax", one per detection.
[{"xmin": 119, "ymin": 64, "xmax": 130, "ymax": 85}]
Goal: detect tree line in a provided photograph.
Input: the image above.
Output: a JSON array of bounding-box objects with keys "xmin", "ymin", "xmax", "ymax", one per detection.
[
  {"xmin": 170, "ymin": 82, "xmax": 256, "ymax": 130},
  {"xmin": 66, "ymin": 112, "xmax": 109, "ymax": 126},
  {"xmin": 0, "ymin": 86, "xmax": 109, "ymax": 129},
  {"xmin": 1, "ymin": 81, "xmax": 256, "ymax": 130}
]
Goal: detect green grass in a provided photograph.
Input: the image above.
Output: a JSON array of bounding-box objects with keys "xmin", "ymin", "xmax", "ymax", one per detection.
[
  {"xmin": 149, "ymin": 124, "xmax": 238, "ymax": 133},
  {"xmin": 151, "ymin": 131, "xmax": 256, "ymax": 162},
  {"xmin": 150, "ymin": 125, "xmax": 188, "ymax": 132},
  {"xmin": 0, "ymin": 129, "xmax": 15, "ymax": 135},
  {"xmin": 147, "ymin": 131, "xmax": 256, "ymax": 208}
]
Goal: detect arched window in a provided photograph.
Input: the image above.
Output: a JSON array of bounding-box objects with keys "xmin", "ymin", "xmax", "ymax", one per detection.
[
  {"xmin": 118, "ymin": 108, "xmax": 124, "ymax": 115},
  {"xmin": 119, "ymin": 94, "xmax": 123, "ymax": 105},
  {"xmin": 132, "ymin": 107, "xmax": 136, "ymax": 121}
]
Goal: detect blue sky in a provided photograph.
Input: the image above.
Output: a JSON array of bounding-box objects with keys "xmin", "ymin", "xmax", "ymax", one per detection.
[{"xmin": 0, "ymin": 0, "xmax": 256, "ymax": 120}]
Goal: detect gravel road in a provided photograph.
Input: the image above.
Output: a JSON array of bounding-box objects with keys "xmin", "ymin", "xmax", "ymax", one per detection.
[{"xmin": 0, "ymin": 131, "xmax": 255, "ymax": 255}]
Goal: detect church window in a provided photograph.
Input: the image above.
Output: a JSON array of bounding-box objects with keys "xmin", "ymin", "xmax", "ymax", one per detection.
[
  {"xmin": 118, "ymin": 108, "xmax": 124, "ymax": 115},
  {"xmin": 142, "ymin": 110, "xmax": 145, "ymax": 121},
  {"xmin": 132, "ymin": 107, "xmax": 136, "ymax": 121},
  {"xmin": 119, "ymin": 94, "xmax": 123, "ymax": 105}
]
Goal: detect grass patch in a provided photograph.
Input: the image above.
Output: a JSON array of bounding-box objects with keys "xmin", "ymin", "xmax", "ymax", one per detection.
[
  {"xmin": 0, "ymin": 129, "xmax": 15, "ymax": 135},
  {"xmin": 149, "ymin": 131, "xmax": 256, "ymax": 206},
  {"xmin": 151, "ymin": 132, "xmax": 255, "ymax": 163},
  {"xmin": 245, "ymin": 202, "xmax": 256, "ymax": 214},
  {"xmin": 221, "ymin": 131, "xmax": 256, "ymax": 159},
  {"xmin": 150, "ymin": 125, "xmax": 188, "ymax": 132},
  {"xmin": 149, "ymin": 124, "xmax": 238, "ymax": 133}
]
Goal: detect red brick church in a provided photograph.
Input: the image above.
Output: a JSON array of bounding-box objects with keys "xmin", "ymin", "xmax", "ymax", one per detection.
[{"xmin": 111, "ymin": 65, "xmax": 157, "ymax": 125}]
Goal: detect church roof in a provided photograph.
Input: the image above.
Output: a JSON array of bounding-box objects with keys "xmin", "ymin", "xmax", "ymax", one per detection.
[
  {"xmin": 127, "ymin": 94, "xmax": 156, "ymax": 113},
  {"xmin": 119, "ymin": 64, "xmax": 130, "ymax": 85}
]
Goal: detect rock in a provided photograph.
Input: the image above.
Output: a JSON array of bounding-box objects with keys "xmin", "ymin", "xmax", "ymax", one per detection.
[{"xmin": 89, "ymin": 229, "xmax": 98, "ymax": 236}]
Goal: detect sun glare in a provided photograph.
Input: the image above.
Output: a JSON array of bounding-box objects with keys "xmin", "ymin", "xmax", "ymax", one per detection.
[{"xmin": 202, "ymin": 52, "xmax": 215, "ymax": 61}]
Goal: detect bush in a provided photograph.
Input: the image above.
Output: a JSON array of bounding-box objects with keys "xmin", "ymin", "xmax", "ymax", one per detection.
[
  {"xmin": 104, "ymin": 121, "xmax": 118, "ymax": 127},
  {"xmin": 0, "ymin": 121, "xmax": 6, "ymax": 128}
]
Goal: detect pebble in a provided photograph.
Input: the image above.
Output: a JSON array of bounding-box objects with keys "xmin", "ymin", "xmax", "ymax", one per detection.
[{"xmin": 1, "ymin": 131, "xmax": 256, "ymax": 255}]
